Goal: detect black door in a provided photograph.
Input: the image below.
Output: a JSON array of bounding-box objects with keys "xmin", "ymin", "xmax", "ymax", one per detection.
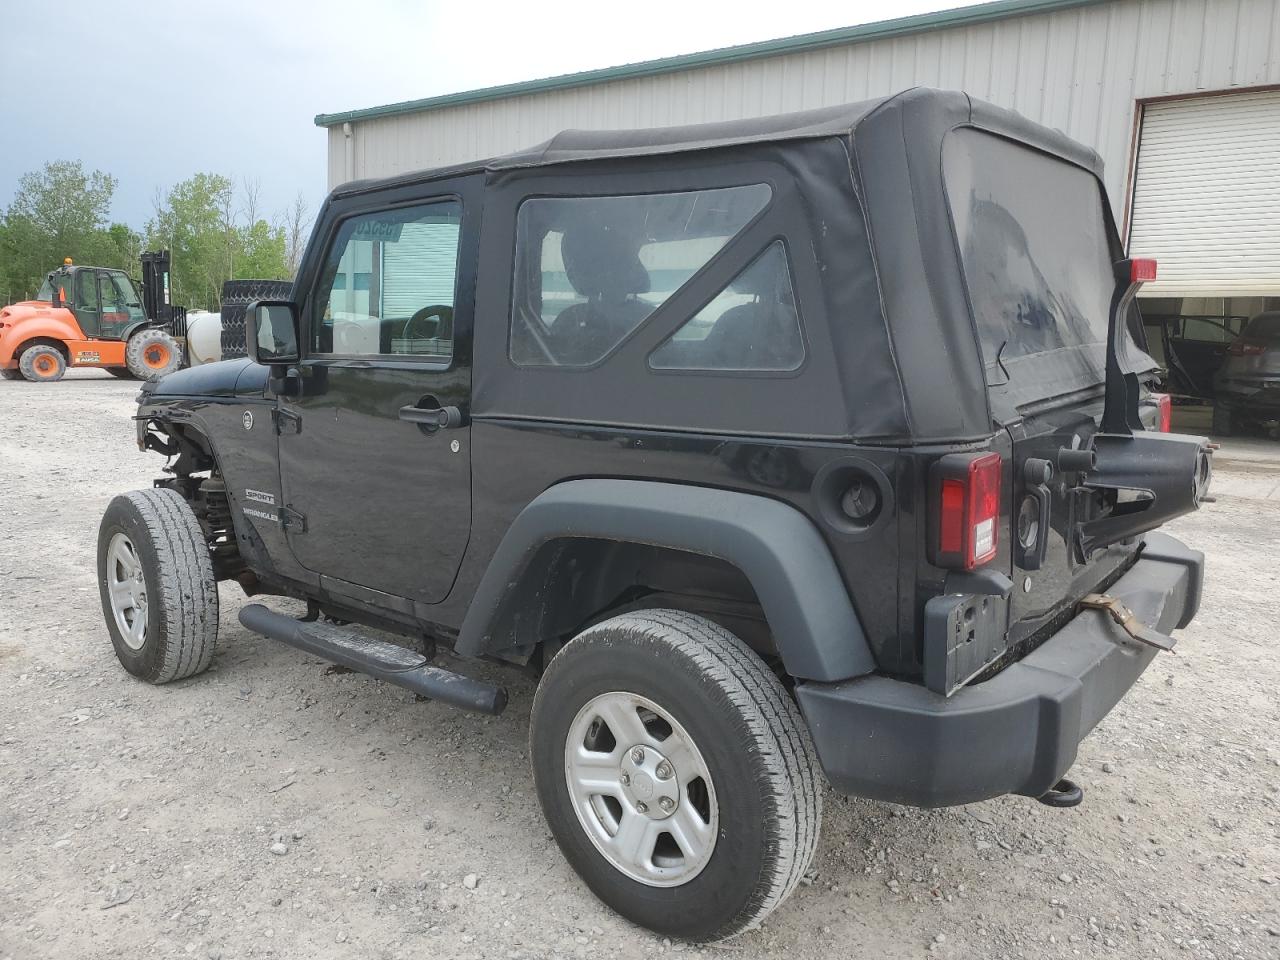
[
  {"xmin": 277, "ymin": 189, "xmax": 475, "ymax": 604},
  {"xmin": 1164, "ymin": 316, "xmax": 1242, "ymax": 398}
]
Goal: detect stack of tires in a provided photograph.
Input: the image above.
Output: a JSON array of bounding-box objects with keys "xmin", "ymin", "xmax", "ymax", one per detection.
[{"xmin": 219, "ymin": 279, "xmax": 293, "ymax": 361}]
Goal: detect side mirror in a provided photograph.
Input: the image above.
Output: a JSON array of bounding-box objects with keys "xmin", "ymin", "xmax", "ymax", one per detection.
[{"xmin": 245, "ymin": 300, "xmax": 300, "ymax": 365}]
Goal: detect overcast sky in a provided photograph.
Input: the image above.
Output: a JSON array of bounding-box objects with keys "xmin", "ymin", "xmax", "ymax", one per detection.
[{"xmin": 0, "ymin": 0, "xmax": 962, "ymax": 230}]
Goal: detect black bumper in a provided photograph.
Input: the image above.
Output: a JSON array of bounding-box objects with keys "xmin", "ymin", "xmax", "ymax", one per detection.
[
  {"xmin": 795, "ymin": 532, "xmax": 1204, "ymax": 807},
  {"xmin": 1216, "ymin": 377, "xmax": 1280, "ymax": 411}
]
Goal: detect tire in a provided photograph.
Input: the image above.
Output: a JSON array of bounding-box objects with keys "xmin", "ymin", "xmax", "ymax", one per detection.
[
  {"xmin": 219, "ymin": 301, "xmax": 248, "ymax": 360},
  {"xmin": 97, "ymin": 488, "xmax": 219, "ymax": 684},
  {"xmin": 126, "ymin": 328, "xmax": 182, "ymax": 380},
  {"xmin": 106, "ymin": 367, "xmax": 134, "ymax": 379},
  {"xmin": 18, "ymin": 344, "xmax": 66, "ymax": 382},
  {"xmin": 1211, "ymin": 402, "xmax": 1233, "ymax": 437},
  {"xmin": 220, "ymin": 278, "xmax": 294, "ymax": 304},
  {"xmin": 530, "ymin": 610, "xmax": 822, "ymax": 941},
  {"xmin": 220, "ymin": 279, "xmax": 292, "ymax": 361}
]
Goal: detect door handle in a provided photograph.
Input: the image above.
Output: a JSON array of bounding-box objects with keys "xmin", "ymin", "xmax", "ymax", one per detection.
[{"xmin": 399, "ymin": 402, "xmax": 466, "ymax": 430}]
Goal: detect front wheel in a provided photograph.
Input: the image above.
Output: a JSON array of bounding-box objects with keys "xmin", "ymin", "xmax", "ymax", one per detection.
[
  {"xmin": 98, "ymin": 488, "xmax": 219, "ymax": 683},
  {"xmin": 126, "ymin": 328, "xmax": 182, "ymax": 380},
  {"xmin": 530, "ymin": 610, "xmax": 822, "ymax": 941}
]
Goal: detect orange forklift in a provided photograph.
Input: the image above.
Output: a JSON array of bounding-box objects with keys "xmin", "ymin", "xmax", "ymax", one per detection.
[{"xmin": 0, "ymin": 252, "xmax": 185, "ymax": 382}]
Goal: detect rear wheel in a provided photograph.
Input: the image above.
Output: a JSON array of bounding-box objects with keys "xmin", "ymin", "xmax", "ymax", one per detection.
[
  {"xmin": 126, "ymin": 328, "xmax": 182, "ymax": 380},
  {"xmin": 18, "ymin": 344, "xmax": 67, "ymax": 382},
  {"xmin": 98, "ymin": 488, "xmax": 218, "ymax": 683},
  {"xmin": 530, "ymin": 610, "xmax": 822, "ymax": 941}
]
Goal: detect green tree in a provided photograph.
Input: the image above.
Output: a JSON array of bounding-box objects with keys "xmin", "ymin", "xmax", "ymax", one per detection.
[
  {"xmin": 0, "ymin": 160, "xmax": 117, "ymax": 301},
  {"xmin": 148, "ymin": 173, "xmax": 234, "ymax": 309},
  {"xmin": 237, "ymin": 219, "xmax": 289, "ymax": 281},
  {"xmin": 148, "ymin": 175, "xmax": 289, "ymax": 308}
]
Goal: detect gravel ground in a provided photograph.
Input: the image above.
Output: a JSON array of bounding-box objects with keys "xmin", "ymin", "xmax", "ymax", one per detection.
[{"xmin": 1, "ymin": 370, "xmax": 1278, "ymax": 960}]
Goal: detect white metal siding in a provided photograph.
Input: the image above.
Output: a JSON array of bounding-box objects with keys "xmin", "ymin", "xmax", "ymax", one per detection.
[
  {"xmin": 1128, "ymin": 89, "xmax": 1280, "ymax": 296},
  {"xmin": 326, "ymin": 0, "xmax": 1280, "ymax": 228},
  {"xmin": 381, "ymin": 222, "xmax": 460, "ymax": 317}
]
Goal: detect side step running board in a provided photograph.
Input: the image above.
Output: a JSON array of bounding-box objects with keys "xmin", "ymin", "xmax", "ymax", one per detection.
[{"xmin": 238, "ymin": 603, "xmax": 508, "ymax": 715}]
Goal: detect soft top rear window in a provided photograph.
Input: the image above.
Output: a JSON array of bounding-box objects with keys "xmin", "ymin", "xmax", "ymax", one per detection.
[{"xmin": 944, "ymin": 128, "xmax": 1151, "ymax": 398}]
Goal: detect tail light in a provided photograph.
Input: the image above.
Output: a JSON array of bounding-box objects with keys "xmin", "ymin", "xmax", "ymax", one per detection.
[
  {"xmin": 1227, "ymin": 341, "xmax": 1265, "ymax": 356},
  {"xmin": 931, "ymin": 452, "xmax": 1002, "ymax": 570},
  {"xmin": 1129, "ymin": 258, "xmax": 1158, "ymax": 282},
  {"xmin": 1151, "ymin": 392, "xmax": 1172, "ymax": 432}
]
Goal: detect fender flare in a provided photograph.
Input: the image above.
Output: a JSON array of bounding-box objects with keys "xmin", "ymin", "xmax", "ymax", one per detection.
[
  {"xmin": 0, "ymin": 308, "xmax": 84, "ymax": 364},
  {"xmin": 455, "ymin": 479, "xmax": 876, "ymax": 682},
  {"xmin": 121, "ymin": 319, "xmax": 164, "ymax": 342}
]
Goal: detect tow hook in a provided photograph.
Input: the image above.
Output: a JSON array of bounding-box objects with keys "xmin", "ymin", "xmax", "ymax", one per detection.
[{"xmin": 1038, "ymin": 778, "xmax": 1084, "ymax": 808}]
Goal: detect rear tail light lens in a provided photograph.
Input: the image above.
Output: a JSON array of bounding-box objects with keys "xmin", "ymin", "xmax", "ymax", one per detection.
[
  {"xmin": 1129, "ymin": 258, "xmax": 1158, "ymax": 283},
  {"xmin": 1152, "ymin": 392, "xmax": 1172, "ymax": 432},
  {"xmin": 932, "ymin": 452, "xmax": 1002, "ymax": 570},
  {"xmin": 1227, "ymin": 341, "xmax": 1265, "ymax": 356}
]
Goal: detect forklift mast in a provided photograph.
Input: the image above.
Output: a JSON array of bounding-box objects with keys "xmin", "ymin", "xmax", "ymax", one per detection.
[{"xmin": 140, "ymin": 250, "xmax": 186, "ymax": 338}]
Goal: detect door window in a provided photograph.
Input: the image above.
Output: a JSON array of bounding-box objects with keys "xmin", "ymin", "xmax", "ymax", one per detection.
[
  {"xmin": 98, "ymin": 272, "xmax": 146, "ymax": 329},
  {"xmin": 311, "ymin": 201, "xmax": 462, "ymax": 359},
  {"xmin": 74, "ymin": 270, "xmax": 97, "ymax": 311},
  {"xmin": 509, "ymin": 184, "xmax": 772, "ymax": 367}
]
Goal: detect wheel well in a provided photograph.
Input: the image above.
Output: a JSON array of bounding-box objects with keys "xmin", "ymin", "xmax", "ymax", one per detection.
[
  {"xmin": 485, "ymin": 538, "xmax": 775, "ymax": 669},
  {"xmin": 144, "ymin": 421, "xmax": 249, "ymax": 583},
  {"xmin": 14, "ymin": 337, "xmax": 69, "ymax": 362}
]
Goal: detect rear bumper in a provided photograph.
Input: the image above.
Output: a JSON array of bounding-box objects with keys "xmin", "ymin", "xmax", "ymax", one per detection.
[
  {"xmin": 1216, "ymin": 376, "xmax": 1280, "ymax": 410},
  {"xmin": 796, "ymin": 532, "xmax": 1204, "ymax": 807}
]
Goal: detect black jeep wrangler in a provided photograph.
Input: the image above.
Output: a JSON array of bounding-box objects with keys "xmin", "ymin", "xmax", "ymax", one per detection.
[{"xmin": 99, "ymin": 88, "xmax": 1211, "ymax": 941}]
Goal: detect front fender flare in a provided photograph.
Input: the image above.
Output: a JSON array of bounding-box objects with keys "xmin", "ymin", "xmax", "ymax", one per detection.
[{"xmin": 455, "ymin": 479, "xmax": 875, "ymax": 682}]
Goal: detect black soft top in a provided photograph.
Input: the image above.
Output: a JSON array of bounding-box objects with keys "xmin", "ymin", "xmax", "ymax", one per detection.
[
  {"xmin": 330, "ymin": 89, "xmax": 1121, "ymax": 443},
  {"xmin": 334, "ymin": 88, "xmax": 1104, "ymax": 193}
]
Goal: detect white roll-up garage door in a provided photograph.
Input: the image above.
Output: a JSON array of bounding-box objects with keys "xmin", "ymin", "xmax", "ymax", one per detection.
[{"xmin": 1128, "ymin": 89, "xmax": 1280, "ymax": 298}]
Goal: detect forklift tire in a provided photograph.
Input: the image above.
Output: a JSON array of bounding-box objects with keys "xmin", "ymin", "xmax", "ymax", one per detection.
[
  {"xmin": 106, "ymin": 367, "xmax": 135, "ymax": 379},
  {"xmin": 126, "ymin": 328, "xmax": 182, "ymax": 380},
  {"xmin": 18, "ymin": 344, "xmax": 66, "ymax": 382}
]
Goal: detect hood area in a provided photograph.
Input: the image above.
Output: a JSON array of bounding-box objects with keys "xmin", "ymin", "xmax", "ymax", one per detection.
[{"xmin": 143, "ymin": 358, "xmax": 268, "ymax": 399}]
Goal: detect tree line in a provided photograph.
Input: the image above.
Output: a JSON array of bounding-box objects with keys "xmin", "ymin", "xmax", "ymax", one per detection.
[{"xmin": 0, "ymin": 160, "xmax": 313, "ymax": 310}]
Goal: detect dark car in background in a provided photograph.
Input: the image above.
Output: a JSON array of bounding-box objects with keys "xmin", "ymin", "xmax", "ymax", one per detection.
[
  {"xmin": 1213, "ymin": 311, "xmax": 1280, "ymax": 435},
  {"xmin": 1143, "ymin": 314, "xmax": 1248, "ymax": 401}
]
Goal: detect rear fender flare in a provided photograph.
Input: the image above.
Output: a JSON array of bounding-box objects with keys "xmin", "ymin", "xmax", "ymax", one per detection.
[{"xmin": 455, "ymin": 479, "xmax": 876, "ymax": 682}]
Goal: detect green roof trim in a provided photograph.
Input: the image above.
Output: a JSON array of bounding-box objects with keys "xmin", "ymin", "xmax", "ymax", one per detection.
[{"xmin": 314, "ymin": 0, "xmax": 1104, "ymax": 128}]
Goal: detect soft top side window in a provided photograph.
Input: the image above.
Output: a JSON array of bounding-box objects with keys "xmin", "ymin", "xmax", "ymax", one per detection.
[
  {"xmin": 509, "ymin": 184, "xmax": 771, "ymax": 367},
  {"xmin": 649, "ymin": 240, "xmax": 805, "ymax": 373}
]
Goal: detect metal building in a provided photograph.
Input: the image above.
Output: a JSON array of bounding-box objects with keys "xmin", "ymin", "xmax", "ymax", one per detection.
[{"xmin": 316, "ymin": 0, "xmax": 1280, "ymax": 310}]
